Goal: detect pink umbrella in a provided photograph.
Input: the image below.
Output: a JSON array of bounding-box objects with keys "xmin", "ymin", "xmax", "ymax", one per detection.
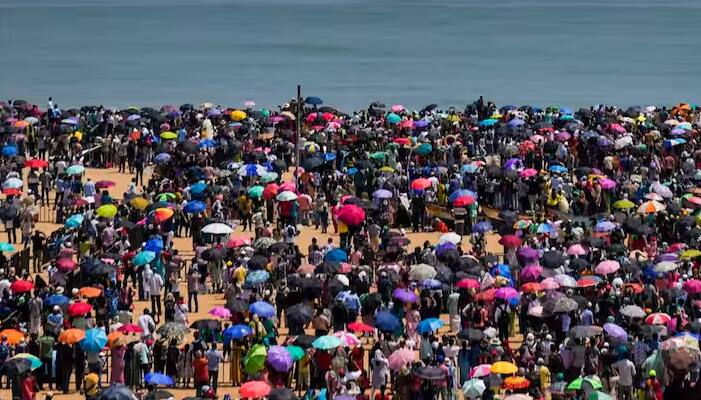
[
  {"xmin": 305, "ymin": 113, "xmax": 318, "ymax": 123},
  {"xmin": 334, "ymin": 331, "xmax": 361, "ymax": 347},
  {"xmin": 399, "ymin": 120, "xmax": 413, "ymax": 129},
  {"xmin": 540, "ymin": 278, "xmax": 560, "ymax": 290},
  {"xmin": 683, "ymin": 279, "xmax": 701, "ymax": 294},
  {"xmin": 600, "ymin": 178, "xmax": 617, "ymax": 190},
  {"xmin": 520, "ymin": 266, "xmax": 543, "ymax": 282},
  {"xmin": 495, "ymin": 287, "xmax": 519, "ymax": 300},
  {"xmin": 297, "ymin": 264, "xmax": 315, "ymax": 274},
  {"xmin": 391, "ymin": 104, "xmax": 405, "ymax": 112},
  {"xmin": 469, "ymin": 364, "xmax": 493, "ymax": 378},
  {"xmin": 567, "ymin": 244, "xmax": 587, "ymax": 256},
  {"xmin": 388, "ymin": 348, "xmax": 415, "ymax": 371},
  {"xmin": 456, "ymin": 278, "xmax": 480, "ymax": 289},
  {"xmin": 595, "ymin": 260, "xmax": 620, "ymax": 275},
  {"xmin": 244, "ymin": 100, "xmax": 256, "ymax": 108},
  {"xmin": 279, "ymin": 182, "xmax": 296, "ymax": 192},
  {"xmin": 519, "ymin": 168, "xmax": 538, "ymax": 178},
  {"xmin": 609, "ymin": 123, "xmax": 627, "ymax": 134},
  {"xmin": 645, "ymin": 313, "xmax": 671, "ymax": 325},
  {"xmin": 337, "ymin": 205, "xmax": 366, "ymax": 226},
  {"xmin": 555, "ymin": 131, "xmax": 571, "ymax": 141},
  {"xmin": 209, "ymin": 306, "xmax": 232, "ymax": 318}
]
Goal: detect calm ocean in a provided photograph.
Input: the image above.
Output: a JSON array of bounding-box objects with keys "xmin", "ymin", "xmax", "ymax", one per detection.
[{"xmin": 1, "ymin": 0, "xmax": 700, "ymax": 110}]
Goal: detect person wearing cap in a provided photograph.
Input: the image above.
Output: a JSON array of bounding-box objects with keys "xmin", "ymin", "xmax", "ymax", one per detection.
[
  {"xmin": 644, "ymin": 369, "xmax": 662, "ymax": 400},
  {"xmin": 46, "ymin": 306, "xmax": 64, "ymax": 338}
]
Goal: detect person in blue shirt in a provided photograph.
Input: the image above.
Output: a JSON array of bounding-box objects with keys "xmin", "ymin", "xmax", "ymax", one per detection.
[{"xmin": 83, "ymin": 178, "xmax": 96, "ymax": 197}]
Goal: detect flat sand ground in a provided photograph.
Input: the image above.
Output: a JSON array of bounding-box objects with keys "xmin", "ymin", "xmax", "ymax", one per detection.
[{"xmin": 0, "ymin": 166, "xmax": 509, "ymax": 400}]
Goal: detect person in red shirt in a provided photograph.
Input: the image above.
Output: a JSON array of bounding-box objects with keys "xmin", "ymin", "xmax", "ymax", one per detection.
[
  {"xmin": 645, "ymin": 370, "xmax": 663, "ymax": 400},
  {"xmin": 20, "ymin": 372, "xmax": 37, "ymax": 400},
  {"xmin": 192, "ymin": 351, "xmax": 209, "ymax": 393}
]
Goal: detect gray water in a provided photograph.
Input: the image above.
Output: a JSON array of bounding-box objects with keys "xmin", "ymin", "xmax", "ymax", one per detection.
[{"xmin": 1, "ymin": 0, "xmax": 700, "ymax": 111}]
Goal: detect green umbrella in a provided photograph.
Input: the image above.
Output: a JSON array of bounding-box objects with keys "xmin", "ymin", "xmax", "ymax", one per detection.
[
  {"xmin": 260, "ymin": 172, "xmax": 278, "ymax": 184},
  {"xmin": 0, "ymin": 242, "xmax": 16, "ymax": 252},
  {"xmin": 156, "ymin": 193, "xmax": 176, "ymax": 202},
  {"xmin": 66, "ymin": 165, "xmax": 85, "ymax": 176},
  {"xmin": 286, "ymin": 345, "xmax": 305, "ymax": 361},
  {"xmin": 160, "ymin": 131, "xmax": 177, "ymax": 140},
  {"xmin": 386, "ymin": 113, "xmax": 401, "ymax": 124},
  {"xmin": 244, "ymin": 344, "xmax": 267, "ymax": 374},
  {"xmin": 247, "ymin": 185, "xmax": 264, "ymax": 198},
  {"xmin": 589, "ymin": 391, "xmax": 612, "ymax": 400},
  {"xmin": 416, "ymin": 143, "xmax": 433, "ymax": 156},
  {"xmin": 96, "ymin": 204, "xmax": 118, "ymax": 218},
  {"xmin": 567, "ymin": 375, "xmax": 603, "ymax": 391},
  {"xmin": 133, "ymin": 251, "xmax": 156, "ymax": 267},
  {"xmin": 369, "ymin": 151, "xmax": 388, "ymax": 161}
]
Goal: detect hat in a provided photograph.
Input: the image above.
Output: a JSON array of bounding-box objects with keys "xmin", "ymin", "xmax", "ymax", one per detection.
[{"xmin": 649, "ymin": 369, "xmax": 656, "ymax": 377}]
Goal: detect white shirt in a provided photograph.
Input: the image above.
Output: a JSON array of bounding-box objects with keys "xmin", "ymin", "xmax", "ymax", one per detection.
[
  {"xmin": 137, "ymin": 314, "xmax": 156, "ymax": 336},
  {"xmin": 148, "ymin": 273, "xmax": 164, "ymax": 295},
  {"xmin": 613, "ymin": 359, "xmax": 636, "ymax": 386}
]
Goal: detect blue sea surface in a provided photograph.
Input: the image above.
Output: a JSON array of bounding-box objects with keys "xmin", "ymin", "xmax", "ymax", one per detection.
[{"xmin": 0, "ymin": 0, "xmax": 700, "ymax": 110}]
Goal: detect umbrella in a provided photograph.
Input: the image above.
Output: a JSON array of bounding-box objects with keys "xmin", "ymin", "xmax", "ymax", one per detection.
[
  {"xmin": 603, "ymin": 322, "xmax": 628, "ymax": 341},
  {"xmin": 208, "ymin": 306, "xmax": 232, "ymax": 319},
  {"xmin": 276, "ymin": 191, "xmax": 298, "ymax": 202},
  {"xmin": 375, "ymin": 310, "xmax": 401, "ymax": 332},
  {"xmin": 660, "ymin": 335, "xmax": 701, "ymax": 370},
  {"xmin": 473, "ymin": 221, "xmax": 493, "ymax": 234},
  {"xmin": 414, "ymin": 366, "xmax": 446, "ymax": 380},
  {"xmin": 567, "ymin": 376, "xmax": 603, "ymax": 391},
  {"xmin": 68, "ymin": 302, "xmax": 93, "ymax": 317},
  {"xmin": 620, "ymin": 305, "xmax": 646, "ymax": 319},
  {"xmin": 459, "ymin": 328, "xmax": 484, "ymax": 341},
  {"xmin": 9, "ymin": 354, "xmax": 41, "ymax": 370},
  {"xmin": 504, "ymin": 376, "xmax": 531, "ymax": 390},
  {"xmin": 10, "ymin": 279, "xmax": 33, "ymax": 293},
  {"xmin": 45, "ymin": 294, "xmax": 69, "ymax": 306},
  {"xmin": 245, "ymin": 270, "xmax": 270, "ymax": 287},
  {"xmin": 409, "ymin": 263, "xmax": 437, "ymax": 281},
  {"xmin": 373, "ymin": 189, "xmax": 393, "ymax": 199},
  {"xmin": 201, "ymin": 223, "xmax": 233, "ymax": 235},
  {"xmin": 66, "ymin": 165, "xmax": 85, "ymax": 175},
  {"xmin": 569, "ymin": 325, "xmax": 603, "ymax": 339},
  {"xmin": 491, "ymin": 361, "xmax": 518, "ymax": 374},
  {"xmin": 184, "ymin": 201, "xmax": 206, "ymax": 214},
  {"xmin": 438, "ymin": 232, "xmax": 461, "ymax": 245},
  {"xmin": 190, "ymin": 319, "xmax": 221, "ymax": 330},
  {"xmin": 393, "ymin": 288, "xmax": 418, "ymax": 303},
  {"xmin": 325, "ymin": 248, "xmax": 348, "ymax": 263},
  {"xmin": 133, "ymin": 251, "xmax": 156, "ymax": 267},
  {"xmin": 463, "ymin": 378, "xmax": 487, "ymax": 398},
  {"xmin": 417, "ymin": 318, "xmax": 445, "ymax": 334},
  {"xmin": 285, "ymin": 303, "xmax": 313, "ymax": 326},
  {"xmin": 267, "ymin": 345, "xmax": 293, "ymax": 372},
  {"xmin": 638, "ymin": 200, "xmax": 666, "ymax": 214},
  {"xmin": 240, "ymin": 380, "xmax": 271, "ymax": 398},
  {"xmin": 388, "ymin": 348, "xmax": 415, "ymax": 370},
  {"xmin": 544, "ymin": 297, "xmax": 578, "ymax": 313},
  {"xmin": 541, "ymin": 251, "xmax": 565, "ymax": 269},
  {"xmin": 268, "ymin": 388, "xmax": 298, "ymax": 400},
  {"xmin": 145, "ymin": 372, "xmax": 174, "ymax": 386},
  {"xmin": 595, "ymin": 260, "xmax": 620, "ymax": 275},
  {"xmin": 0, "ymin": 329, "xmax": 24, "ymax": 345},
  {"xmin": 499, "ymin": 235, "xmax": 521, "ymax": 248},
  {"xmin": 155, "ymin": 322, "xmax": 188, "ymax": 340},
  {"xmin": 65, "ymin": 213, "xmax": 84, "ymax": 228},
  {"xmin": 646, "ymin": 313, "xmax": 671, "ymax": 325},
  {"xmin": 337, "ymin": 204, "xmax": 366, "ymax": 226},
  {"xmin": 223, "ymin": 324, "xmax": 253, "ymax": 340},
  {"xmin": 3, "ymin": 358, "xmax": 34, "ymax": 376},
  {"xmin": 249, "ymin": 301, "xmax": 275, "ymax": 318},
  {"xmin": 59, "ymin": 328, "xmax": 86, "ymax": 344},
  {"xmin": 99, "ymin": 385, "xmax": 137, "ymax": 400},
  {"xmin": 313, "ymin": 335, "xmax": 342, "ymax": 350},
  {"xmin": 495, "ymin": 287, "xmax": 519, "ymax": 300},
  {"xmin": 80, "ymin": 328, "xmax": 108, "ymax": 352}
]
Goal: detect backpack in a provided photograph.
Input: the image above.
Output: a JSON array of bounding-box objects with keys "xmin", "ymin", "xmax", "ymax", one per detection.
[{"xmin": 0, "ymin": 344, "xmax": 9, "ymax": 361}]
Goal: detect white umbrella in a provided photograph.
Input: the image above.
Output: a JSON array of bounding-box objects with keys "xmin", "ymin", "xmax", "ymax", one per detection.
[
  {"xmin": 201, "ymin": 223, "xmax": 233, "ymax": 235},
  {"xmin": 438, "ymin": 232, "xmax": 461, "ymax": 245},
  {"xmin": 554, "ymin": 274, "xmax": 577, "ymax": 288},
  {"xmin": 2, "ymin": 178, "xmax": 23, "ymax": 189},
  {"xmin": 276, "ymin": 191, "xmax": 298, "ymax": 202},
  {"xmin": 654, "ymin": 261, "xmax": 678, "ymax": 273},
  {"xmin": 462, "ymin": 379, "xmax": 486, "ymax": 398},
  {"xmin": 409, "ymin": 264, "xmax": 437, "ymax": 281},
  {"xmin": 334, "ymin": 274, "xmax": 350, "ymax": 286}
]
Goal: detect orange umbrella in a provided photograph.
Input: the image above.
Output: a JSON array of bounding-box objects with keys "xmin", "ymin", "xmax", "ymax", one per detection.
[
  {"xmin": 520, "ymin": 282, "xmax": 542, "ymax": 293},
  {"xmin": 79, "ymin": 287, "xmax": 102, "ymax": 298},
  {"xmin": 503, "ymin": 376, "xmax": 530, "ymax": 390},
  {"xmin": 108, "ymin": 331, "xmax": 126, "ymax": 348},
  {"xmin": 0, "ymin": 329, "xmax": 24, "ymax": 345},
  {"xmin": 13, "ymin": 120, "xmax": 30, "ymax": 129},
  {"xmin": 59, "ymin": 328, "xmax": 86, "ymax": 344},
  {"xmin": 152, "ymin": 207, "xmax": 174, "ymax": 223}
]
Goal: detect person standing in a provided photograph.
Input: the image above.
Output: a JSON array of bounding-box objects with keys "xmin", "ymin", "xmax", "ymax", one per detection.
[
  {"xmin": 187, "ymin": 267, "xmax": 201, "ymax": 313},
  {"xmin": 206, "ymin": 344, "xmax": 223, "ymax": 393},
  {"xmin": 192, "ymin": 350, "xmax": 209, "ymax": 393},
  {"xmin": 148, "ymin": 271, "xmax": 164, "ymax": 320},
  {"xmin": 30, "ymin": 231, "xmax": 45, "ymax": 273}
]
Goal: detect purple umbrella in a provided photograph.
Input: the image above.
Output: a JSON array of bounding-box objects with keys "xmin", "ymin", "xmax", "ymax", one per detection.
[
  {"xmin": 508, "ymin": 119, "xmax": 525, "ymax": 127},
  {"xmin": 520, "ymin": 266, "xmax": 543, "ymax": 282},
  {"xmin": 597, "ymin": 136, "xmax": 612, "ymax": 147},
  {"xmin": 267, "ymin": 345, "xmax": 293, "ymax": 372},
  {"xmin": 435, "ymin": 242, "xmax": 457, "ymax": 256},
  {"xmin": 657, "ymin": 253, "xmax": 679, "ymax": 262},
  {"xmin": 555, "ymin": 131, "xmax": 571, "ymax": 141},
  {"xmin": 594, "ymin": 221, "xmax": 617, "ymax": 232},
  {"xmin": 603, "ymin": 322, "xmax": 628, "ymax": 341},
  {"xmin": 518, "ymin": 247, "xmax": 539, "ymax": 260},
  {"xmin": 671, "ymin": 128, "xmax": 687, "ymax": 135},
  {"xmin": 419, "ymin": 279, "xmax": 442, "ymax": 289},
  {"xmin": 495, "ymin": 287, "xmax": 519, "ymax": 300},
  {"xmin": 414, "ymin": 120, "xmax": 430, "ymax": 128},
  {"xmin": 393, "ymin": 288, "xmax": 418, "ymax": 303},
  {"xmin": 127, "ymin": 114, "xmax": 141, "ymax": 121},
  {"xmin": 373, "ymin": 189, "xmax": 393, "ymax": 199},
  {"xmin": 504, "ymin": 158, "xmax": 522, "ymax": 170}
]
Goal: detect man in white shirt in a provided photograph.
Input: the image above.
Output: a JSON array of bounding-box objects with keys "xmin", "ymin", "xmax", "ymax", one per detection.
[
  {"xmin": 137, "ymin": 308, "xmax": 156, "ymax": 336},
  {"xmin": 613, "ymin": 357, "xmax": 636, "ymax": 400},
  {"xmin": 148, "ymin": 271, "xmax": 164, "ymax": 320}
]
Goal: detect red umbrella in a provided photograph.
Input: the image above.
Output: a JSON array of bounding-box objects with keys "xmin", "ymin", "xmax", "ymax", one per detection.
[
  {"xmin": 56, "ymin": 258, "xmax": 77, "ymax": 272},
  {"xmin": 226, "ymin": 238, "xmax": 249, "ymax": 248},
  {"xmin": 279, "ymin": 182, "xmax": 296, "ymax": 192},
  {"xmin": 2, "ymin": 188, "xmax": 20, "ymax": 196},
  {"xmin": 474, "ymin": 288, "xmax": 496, "ymax": 302},
  {"xmin": 10, "ymin": 280, "xmax": 34, "ymax": 293},
  {"xmin": 336, "ymin": 205, "xmax": 366, "ymax": 226},
  {"xmin": 456, "ymin": 278, "xmax": 480, "ymax": 290},
  {"xmin": 68, "ymin": 302, "xmax": 93, "ymax": 317},
  {"xmin": 453, "ymin": 195, "xmax": 476, "ymax": 207},
  {"xmin": 263, "ymin": 183, "xmax": 279, "ymax": 200},
  {"xmin": 347, "ymin": 322, "xmax": 375, "ymax": 333},
  {"xmin": 393, "ymin": 137, "xmax": 411, "ymax": 146},
  {"xmin": 95, "ymin": 180, "xmax": 116, "ymax": 189},
  {"xmin": 240, "ymin": 380, "xmax": 271, "ymax": 398},
  {"xmin": 410, "ymin": 178, "xmax": 431, "ymax": 191},
  {"xmin": 24, "ymin": 158, "xmax": 48, "ymax": 169},
  {"xmin": 520, "ymin": 282, "xmax": 542, "ymax": 293},
  {"xmin": 118, "ymin": 324, "xmax": 143, "ymax": 334},
  {"xmin": 499, "ymin": 235, "xmax": 522, "ymax": 248},
  {"xmin": 577, "ymin": 277, "xmax": 598, "ymax": 288}
]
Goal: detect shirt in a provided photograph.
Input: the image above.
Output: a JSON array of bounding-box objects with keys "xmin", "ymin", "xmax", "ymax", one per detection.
[
  {"xmin": 206, "ymin": 349, "xmax": 223, "ymax": 371},
  {"xmin": 613, "ymin": 359, "xmax": 636, "ymax": 386},
  {"xmin": 137, "ymin": 314, "xmax": 155, "ymax": 336}
]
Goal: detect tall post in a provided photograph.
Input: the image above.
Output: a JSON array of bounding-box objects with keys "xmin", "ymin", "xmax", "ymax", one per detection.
[{"xmin": 294, "ymin": 85, "xmax": 301, "ymax": 189}]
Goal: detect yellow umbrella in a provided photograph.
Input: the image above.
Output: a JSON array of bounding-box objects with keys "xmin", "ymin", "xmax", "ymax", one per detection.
[
  {"xmin": 490, "ymin": 361, "xmax": 518, "ymax": 374},
  {"xmin": 681, "ymin": 249, "xmax": 701, "ymax": 260},
  {"xmin": 230, "ymin": 110, "xmax": 247, "ymax": 121},
  {"xmin": 160, "ymin": 131, "xmax": 177, "ymax": 140},
  {"xmin": 129, "ymin": 197, "xmax": 149, "ymax": 210},
  {"xmin": 379, "ymin": 166, "xmax": 395, "ymax": 173},
  {"xmin": 96, "ymin": 204, "xmax": 118, "ymax": 218},
  {"xmin": 72, "ymin": 131, "xmax": 83, "ymax": 141},
  {"xmin": 613, "ymin": 199, "xmax": 635, "ymax": 210}
]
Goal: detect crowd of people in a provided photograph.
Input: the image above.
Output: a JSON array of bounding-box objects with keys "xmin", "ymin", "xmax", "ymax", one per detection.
[{"xmin": 0, "ymin": 97, "xmax": 699, "ymax": 400}]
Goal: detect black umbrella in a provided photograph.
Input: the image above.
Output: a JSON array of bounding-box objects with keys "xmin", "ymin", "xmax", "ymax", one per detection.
[
  {"xmin": 434, "ymin": 266, "xmax": 454, "ymax": 283},
  {"xmin": 285, "ymin": 303, "xmax": 314, "ymax": 326},
  {"xmin": 180, "ymin": 141, "xmax": 199, "ymax": 154},
  {"xmin": 458, "ymin": 328, "xmax": 484, "ymax": 341},
  {"xmin": 543, "ymin": 297, "xmax": 578, "ymax": 314},
  {"xmin": 361, "ymin": 293, "xmax": 382, "ymax": 314},
  {"xmin": 569, "ymin": 325, "xmax": 603, "ymax": 339},
  {"xmin": 226, "ymin": 298, "xmax": 248, "ymax": 313},
  {"xmin": 292, "ymin": 334, "xmax": 316, "ymax": 349},
  {"xmin": 247, "ymin": 255, "xmax": 268, "ymax": 270},
  {"xmin": 0, "ymin": 204, "xmax": 18, "ymax": 221},
  {"xmin": 541, "ymin": 251, "xmax": 565, "ymax": 269},
  {"xmin": 269, "ymin": 388, "xmax": 298, "ymax": 400},
  {"xmin": 302, "ymin": 157, "xmax": 324, "ymax": 171},
  {"xmin": 269, "ymin": 242, "xmax": 289, "ymax": 253},
  {"xmin": 202, "ymin": 248, "xmax": 225, "ymax": 262},
  {"xmin": 3, "ymin": 358, "xmax": 32, "ymax": 376},
  {"xmin": 99, "ymin": 384, "xmax": 136, "ymax": 400},
  {"xmin": 145, "ymin": 390, "xmax": 175, "ymax": 400},
  {"xmin": 315, "ymin": 262, "xmax": 340, "ymax": 275},
  {"xmin": 272, "ymin": 159, "xmax": 288, "ymax": 172},
  {"xmin": 190, "ymin": 319, "xmax": 221, "ymax": 330},
  {"xmin": 413, "ymin": 366, "xmax": 445, "ymax": 381},
  {"xmin": 569, "ymin": 258, "xmax": 590, "ymax": 271},
  {"xmin": 437, "ymin": 248, "xmax": 459, "ymax": 264}
]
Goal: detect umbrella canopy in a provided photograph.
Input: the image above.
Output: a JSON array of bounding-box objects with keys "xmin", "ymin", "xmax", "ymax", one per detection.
[
  {"xmin": 144, "ymin": 372, "xmax": 175, "ymax": 386},
  {"xmin": 99, "ymin": 385, "xmax": 137, "ymax": 400},
  {"xmin": 312, "ymin": 335, "xmax": 342, "ymax": 350},
  {"xmin": 267, "ymin": 345, "xmax": 293, "ymax": 372},
  {"xmin": 80, "ymin": 328, "xmax": 108, "ymax": 352},
  {"xmin": 201, "ymin": 223, "xmax": 233, "ymax": 235},
  {"xmin": 417, "ymin": 318, "xmax": 444, "ymax": 334},
  {"xmin": 491, "ymin": 361, "xmax": 518, "ymax": 374},
  {"xmin": 240, "ymin": 380, "xmax": 271, "ymax": 398},
  {"xmin": 463, "ymin": 379, "xmax": 487, "ymax": 398}
]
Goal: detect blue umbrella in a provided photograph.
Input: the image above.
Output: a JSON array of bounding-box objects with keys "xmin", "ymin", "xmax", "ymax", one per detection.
[
  {"xmin": 2, "ymin": 145, "xmax": 18, "ymax": 157},
  {"xmin": 45, "ymin": 294, "xmax": 69, "ymax": 306},
  {"xmin": 154, "ymin": 153, "xmax": 171, "ymax": 164},
  {"xmin": 324, "ymin": 153, "xmax": 336, "ymax": 161},
  {"xmin": 461, "ymin": 164, "xmax": 479, "ymax": 174},
  {"xmin": 184, "ymin": 200, "xmax": 206, "ymax": 214},
  {"xmin": 144, "ymin": 237, "xmax": 164, "ymax": 254},
  {"xmin": 416, "ymin": 143, "xmax": 433, "ymax": 156},
  {"xmin": 373, "ymin": 189, "xmax": 393, "ymax": 199},
  {"xmin": 491, "ymin": 263, "xmax": 512, "ymax": 279},
  {"xmin": 560, "ymin": 107, "xmax": 573, "ymax": 115},
  {"xmin": 144, "ymin": 372, "xmax": 174, "ymax": 386},
  {"xmin": 223, "ymin": 324, "xmax": 253, "ymax": 340},
  {"xmin": 472, "ymin": 221, "xmax": 493, "ymax": 234},
  {"xmin": 198, "ymin": 139, "xmax": 217, "ymax": 149},
  {"xmin": 304, "ymin": 96, "xmax": 323, "ymax": 106},
  {"xmin": 508, "ymin": 119, "xmax": 525, "ymax": 127},
  {"xmin": 414, "ymin": 119, "xmax": 430, "ymax": 129},
  {"xmin": 190, "ymin": 182, "xmax": 208, "ymax": 195},
  {"xmin": 249, "ymin": 301, "xmax": 275, "ymax": 318},
  {"xmin": 435, "ymin": 242, "xmax": 457, "ymax": 257},
  {"xmin": 417, "ymin": 318, "xmax": 444, "ymax": 334},
  {"xmin": 478, "ymin": 119, "xmax": 497, "ymax": 127},
  {"xmin": 238, "ymin": 164, "xmax": 266, "ymax": 177},
  {"xmin": 374, "ymin": 310, "xmax": 401, "ymax": 332},
  {"xmin": 80, "ymin": 328, "xmax": 108, "ymax": 353},
  {"xmin": 594, "ymin": 220, "xmax": 617, "ymax": 232},
  {"xmin": 449, "ymin": 189, "xmax": 477, "ymax": 203},
  {"xmin": 419, "ymin": 279, "xmax": 442, "ymax": 289},
  {"xmin": 65, "ymin": 214, "xmax": 84, "ymax": 229},
  {"xmin": 245, "ymin": 270, "xmax": 270, "ymax": 287},
  {"xmin": 347, "ymin": 167, "xmax": 358, "ymax": 175},
  {"xmin": 133, "ymin": 251, "xmax": 156, "ymax": 267},
  {"xmin": 548, "ymin": 165, "xmax": 568, "ymax": 174},
  {"xmin": 324, "ymin": 248, "xmax": 348, "ymax": 263}
]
